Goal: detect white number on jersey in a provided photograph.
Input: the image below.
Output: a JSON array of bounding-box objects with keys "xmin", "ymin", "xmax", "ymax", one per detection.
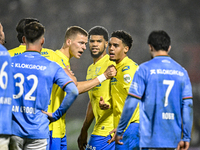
[
  {"xmin": 0, "ymin": 61, "xmax": 8, "ymax": 89},
  {"xmin": 163, "ymin": 80, "xmax": 174, "ymax": 107},
  {"xmin": 13, "ymin": 73, "xmax": 38, "ymax": 101}
]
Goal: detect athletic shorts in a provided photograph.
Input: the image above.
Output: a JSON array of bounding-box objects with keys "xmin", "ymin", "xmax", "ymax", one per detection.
[
  {"xmin": 86, "ymin": 134, "xmax": 115, "ymax": 150},
  {"xmin": 115, "ymin": 122, "xmax": 139, "ymax": 150},
  {"xmin": 0, "ymin": 135, "xmax": 10, "ymax": 150},
  {"xmin": 49, "ymin": 131, "xmax": 67, "ymax": 150},
  {"xmin": 9, "ymin": 135, "xmax": 48, "ymax": 150}
]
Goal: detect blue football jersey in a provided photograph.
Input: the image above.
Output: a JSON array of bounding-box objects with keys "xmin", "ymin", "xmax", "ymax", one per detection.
[
  {"xmin": 0, "ymin": 44, "xmax": 13, "ymax": 135},
  {"xmin": 11, "ymin": 51, "xmax": 73, "ymax": 139},
  {"xmin": 128, "ymin": 56, "xmax": 193, "ymax": 148}
]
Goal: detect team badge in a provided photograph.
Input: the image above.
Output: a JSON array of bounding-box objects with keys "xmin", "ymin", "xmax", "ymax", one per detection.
[
  {"xmin": 95, "ymin": 67, "xmax": 101, "ymax": 75},
  {"xmin": 124, "ymin": 74, "xmax": 131, "ymax": 83}
]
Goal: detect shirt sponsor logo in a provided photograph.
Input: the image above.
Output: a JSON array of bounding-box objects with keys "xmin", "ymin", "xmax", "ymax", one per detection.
[
  {"xmin": 12, "ymin": 63, "xmax": 47, "ymax": 71},
  {"xmin": 111, "ymin": 78, "xmax": 117, "ymax": 82},
  {"xmin": 14, "ymin": 53, "xmax": 23, "ymax": 56},
  {"xmin": 150, "ymin": 69, "xmax": 184, "ymax": 76},
  {"xmin": 122, "ymin": 66, "xmax": 130, "ymax": 72},
  {"xmin": 124, "ymin": 74, "xmax": 131, "ymax": 83},
  {"xmin": 41, "ymin": 51, "xmax": 49, "ymax": 55},
  {"xmin": 111, "ymin": 77, "xmax": 117, "ymax": 85}
]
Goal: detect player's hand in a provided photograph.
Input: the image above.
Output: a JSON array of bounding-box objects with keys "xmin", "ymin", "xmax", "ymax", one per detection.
[
  {"xmin": 77, "ymin": 130, "xmax": 88, "ymax": 150},
  {"xmin": 99, "ymin": 96, "xmax": 110, "ymax": 110},
  {"xmin": 107, "ymin": 128, "xmax": 117, "ymax": 144},
  {"xmin": 176, "ymin": 141, "xmax": 190, "ymax": 150},
  {"xmin": 115, "ymin": 135, "xmax": 123, "ymax": 145},
  {"xmin": 41, "ymin": 110, "xmax": 56, "ymax": 123},
  {"xmin": 104, "ymin": 65, "xmax": 117, "ymax": 79},
  {"xmin": 64, "ymin": 66, "xmax": 78, "ymax": 86}
]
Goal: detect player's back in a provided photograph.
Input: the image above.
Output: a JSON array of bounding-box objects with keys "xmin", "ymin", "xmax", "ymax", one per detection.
[
  {"xmin": 139, "ymin": 56, "xmax": 192, "ymax": 147},
  {"xmin": 9, "ymin": 45, "xmax": 65, "ymax": 68},
  {"xmin": 11, "ymin": 51, "xmax": 67, "ymax": 139},
  {"xmin": 0, "ymin": 45, "xmax": 13, "ymax": 135}
]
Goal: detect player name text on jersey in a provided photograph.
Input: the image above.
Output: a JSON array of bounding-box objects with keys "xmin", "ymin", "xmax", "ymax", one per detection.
[
  {"xmin": 12, "ymin": 105, "xmax": 36, "ymax": 114},
  {"xmin": 162, "ymin": 112, "xmax": 174, "ymax": 120}
]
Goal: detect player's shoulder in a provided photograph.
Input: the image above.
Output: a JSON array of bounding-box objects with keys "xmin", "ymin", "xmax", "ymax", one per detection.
[
  {"xmin": 41, "ymin": 48, "xmax": 54, "ymax": 55},
  {"xmin": 9, "ymin": 45, "xmax": 26, "ymax": 57},
  {"xmin": 0, "ymin": 44, "xmax": 8, "ymax": 52},
  {"xmin": 170, "ymin": 58, "xmax": 185, "ymax": 69},
  {"xmin": 125, "ymin": 56, "xmax": 138, "ymax": 66},
  {"xmin": 0, "ymin": 45, "xmax": 10, "ymax": 59},
  {"xmin": 122, "ymin": 57, "xmax": 138, "ymax": 71},
  {"xmin": 102, "ymin": 55, "xmax": 115, "ymax": 67}
]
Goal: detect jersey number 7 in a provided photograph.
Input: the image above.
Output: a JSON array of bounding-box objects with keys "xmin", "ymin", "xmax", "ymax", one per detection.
[{"xmin": 163, "ymin": 80, "xmax": 174, "ymax": 107}]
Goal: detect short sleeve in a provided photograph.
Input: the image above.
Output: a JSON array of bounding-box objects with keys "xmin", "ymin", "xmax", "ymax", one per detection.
[{"xmin": 128, "ymin": 66, "xmax": 146, "ymax": 99}]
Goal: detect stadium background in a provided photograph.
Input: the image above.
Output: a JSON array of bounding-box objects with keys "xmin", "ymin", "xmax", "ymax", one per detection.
[{"xmin": 1, "ymin": 0, "xmax": 200, "ymax": 149}]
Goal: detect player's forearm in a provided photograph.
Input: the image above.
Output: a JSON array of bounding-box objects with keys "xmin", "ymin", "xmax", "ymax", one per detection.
[
  {"xmin": 116, "ymin": 95, "xmax": 139, "ymax": 136},
  {"xmin": 81, "ymin": 102, "xmax": 95, "ymax": 131},
  {"xmin": 53, "ymin": 82, "xmax": 79, "ymax": 120},
  {"xmin": 77, "ymin": 78, "xmax": 100, "ymax": 94},
  {"xmin": 182, "ymin": 98, "xmax": 193, "ymax": 142}
]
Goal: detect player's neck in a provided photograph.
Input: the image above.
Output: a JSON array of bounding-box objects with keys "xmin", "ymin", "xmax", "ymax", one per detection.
[
  {"xmin": 60, "ymin": 47, "xmax": 70, "ymax": 59},
  {"xmin": 93, "ymin": 51, "xmax": 106, "ymax": 64},
  {"xmin": 153, "ymin": 50, "xmax": 168, "ymax": 57},
  {"xmin": 26, "ymin": 44, "xmax": 42, "ymax": 52},
  {"xmin": 115, "ymin": 54, "xmax": 127, "ymax": 64}
]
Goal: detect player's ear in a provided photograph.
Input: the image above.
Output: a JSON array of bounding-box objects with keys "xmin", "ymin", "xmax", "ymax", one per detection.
[
  {"xmin": 148, "ymin": 44, "xmax": 153, "ymax": 51},
  {"xmin": 22, "ymin": 36, "xmax": 26, "ymax": 43},
  {"xmin": 105, "ymin": 41, "xmax": 108, "ymax": 48},
  {"xmin": 41, "ymin": 37, "xmax": 45, "ymax": 46},
  {"xmin": 124, "ymin": 46, "xmax": 129, "ymax": 54},
  {"xmin": 167, "ymin": 46, "xmax": 171, "ymax": 53},
  {"xmin": 66, "ymin": 39, "xmax": 71, "ymax": 46}
]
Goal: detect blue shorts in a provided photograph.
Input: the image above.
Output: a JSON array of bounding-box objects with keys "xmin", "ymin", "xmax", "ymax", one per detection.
[
  {"xmin": 116, "ymin": 122, "xmax": 139, "ymax": 150},
  {"xmin": 49, "ymin": 131, "xmax": 67, "ymax": 150},
  {"xmin": 86, "ymin": 134, "xmax": 115, "ymax": 150}
]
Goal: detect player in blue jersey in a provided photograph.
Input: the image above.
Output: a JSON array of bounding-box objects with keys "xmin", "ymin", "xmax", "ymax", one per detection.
[
  {"xmin": 116, "ymin": 30, "xmax": 193, "ymax": 150},
  {"xmin": 9, "ymin": 22, "xmax": 79, "ymax": 150},
  {"xmin": 0, "ymin": 23, "xmax": 13, "ymax": 150},
  {"xmin": 9, "ymin": 18, "xmax": 116, "ymax": 150}
]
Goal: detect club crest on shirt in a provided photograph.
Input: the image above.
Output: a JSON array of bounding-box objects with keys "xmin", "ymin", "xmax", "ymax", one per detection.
[
  {"xmin": 95, "ymin": 67, "xmax": 101, "ymax": 75},
  {"xmin": 124, "ymin": 74, "xmax": 131, "ymax": 83},
  {"xmin": 122, "ymin": 66, "xmax": 130, "ymax": 72}
]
